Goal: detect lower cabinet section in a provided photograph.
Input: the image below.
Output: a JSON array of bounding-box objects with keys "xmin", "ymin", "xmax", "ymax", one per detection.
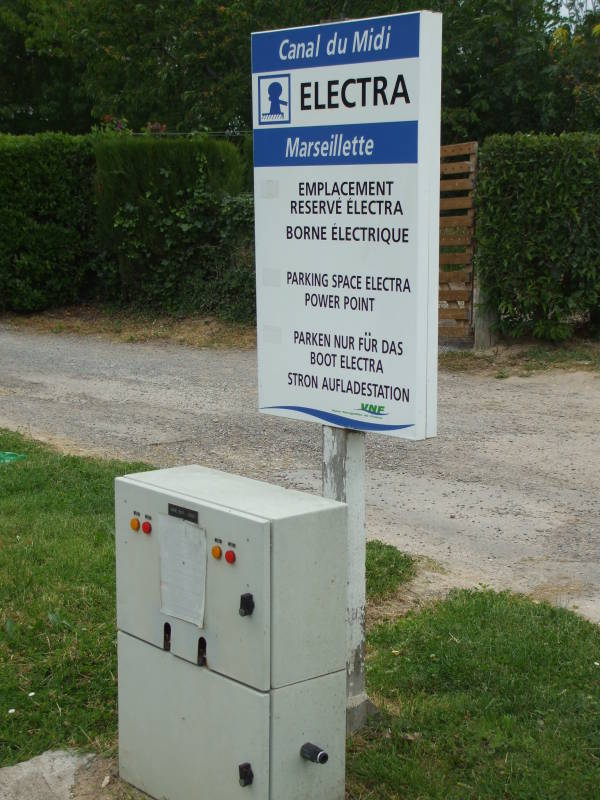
[
  {"xmin": 270, "ymin": 671, "xmax": 346, "ymax": 800},
  {"xmin": 118, "ymin": 631, "xmax": 345, "ymax": 800}
]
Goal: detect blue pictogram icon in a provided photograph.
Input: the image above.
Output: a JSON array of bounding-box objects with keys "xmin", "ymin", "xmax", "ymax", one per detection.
[
  {"xmin": 268, "ymin": 81, "xmax": 287, "ymax": 115},
  {"xmin": 258, "ymin": 74, "xmax": 291, "ymax": 125}
]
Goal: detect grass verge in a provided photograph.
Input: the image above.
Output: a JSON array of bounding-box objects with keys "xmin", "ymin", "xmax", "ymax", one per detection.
[
  {"xmin": 349, "ymin": 590, "xmax": 600, "ymax": 799},
  {"xmin": 1, "ymin": 432, "xmax": 599, "ymax": 799},
  {"xmin": 3, "ymin": 307, "xmax": 599, "ymax": 374},
  {"xmin": 0, "ymin": 430, "xmax": 148, "ymax": 765},
  {"xmin": 440, "ymin": 339, "xmax": 600, "ymax": 376},
  {"xmin": 366, "ymin": 540, "xmax": 416, "ymax": 602},
  {"xmin": 1, "ymin": 306, "xmax": 256, "ymax": 349}
]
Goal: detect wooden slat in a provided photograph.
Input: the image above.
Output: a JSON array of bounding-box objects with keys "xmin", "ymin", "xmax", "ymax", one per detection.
[
  {"xmin": 440, "ymin": 250, "xmax": 473, "ymax": 266},
  {"xmin": 440, "ymin": 160, "xmax": 475, "ymax": 175},
  {"xmin": 440, "ymin": 177, "xmax": 474, "ymax": 192},
  {"xmin": 439, "ymin": 320, "xmax": 471, "ymax": 329},
  {"xmin": 440, "ymin": 211, "xmax": 474, "ymax": 227},
  {"xmin": 440, "ymin": 245, "xmax": 474, "ymax": 257},
  {"xmin": 440, "ymin": 231, "xmax": 472, "ymax": 246},
  {"xmin": 438, "ymin": 307, "xmax": 470, "ymax": 320},
  {"xmin": 441, "ymin": 141, "xmax": 477, "ymax": 157},
  {"xmin": 440, "ymin": 196, "xmax": 473, "ymax": 211},
  {"xmin": 439, "ymin": 288, "xmax": 472, "ymax": 302},
  {"xmin": 438, "ymin": 141, "xmax": 476, "ymax": 342},
  {"xmin": 440, "ymin": 319, "xmax": 472, "ymax": 329},
  {"xmin": 439, "ymin": 269, "xmax": 473, "ymax": 283},
  {"xmin": 439, "ymin": 324, "xmax": 473, "ymax": 339},
  {"xmin": 438, "ymin": 317, "xmax": 472, "ymax": 328}
]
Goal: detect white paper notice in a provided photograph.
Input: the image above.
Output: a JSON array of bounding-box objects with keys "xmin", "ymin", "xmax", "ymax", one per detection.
[{"xmin": 158, "ymin": 514, "xmax": 207, "ymax": 627}]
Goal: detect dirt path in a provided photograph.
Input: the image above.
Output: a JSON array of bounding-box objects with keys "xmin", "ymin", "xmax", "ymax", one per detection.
[{"xmin": 1, "ymin": 324, "xmax": 599, "ymax": 620}]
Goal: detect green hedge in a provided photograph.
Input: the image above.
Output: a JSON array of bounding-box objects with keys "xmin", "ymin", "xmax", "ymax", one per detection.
[
  {"xmin": 0, "ymin": 133, "xmax": 256, "ymax": 320},
  {"xmin": 6, "ymin": 132, "xmax": 598, "ymax": 335},
  {"xmin": 0, "ymin": 134, "xmax": 96, "ymax": 312},
  {"xmin": 92, "ymin": 136, "xmax": 254, "ymax": 317},
  {"xmin": 476, "ymin": 133, "xmax": 600, "ymax": 340}
]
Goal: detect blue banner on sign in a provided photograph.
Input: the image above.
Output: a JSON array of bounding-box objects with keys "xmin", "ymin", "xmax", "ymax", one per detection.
[
  {"xmin": 252, "ymin": 14, "xmax": 419, "ymax": 74},
  {"xmin": 254, "ymin": 120, "xmax": 418, "ymax": 167}
]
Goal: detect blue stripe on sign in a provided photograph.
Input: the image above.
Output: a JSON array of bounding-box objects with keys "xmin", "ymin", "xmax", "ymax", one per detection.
[
  {"xmin": 253, "ymin": 120, "xmax": 418, "ymax": 167},
  {"xmin": 252, "ymin": 14, "xmax": 420, "ymax": 73},
  {"xmin": 263, "ymin": 406, "xmax": 414, "ymax": 432}
]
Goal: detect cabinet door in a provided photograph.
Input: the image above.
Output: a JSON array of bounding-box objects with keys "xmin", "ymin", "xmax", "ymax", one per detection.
[
  {"xmin": 116, "ymin": 480, "xmax": 271, "ymax": 690},
  {"xmin": 270, "ymin": 671, "xmax": 346, "ymax": 800},
  {"xmin": 118, "ymin": 631, "xmax": 270, "ymax": 800}
]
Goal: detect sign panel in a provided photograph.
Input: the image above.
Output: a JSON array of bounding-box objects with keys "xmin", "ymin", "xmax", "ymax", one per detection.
[{"xmin": 252, "ymin": 12, "xmax": 441, "ymax": 439}]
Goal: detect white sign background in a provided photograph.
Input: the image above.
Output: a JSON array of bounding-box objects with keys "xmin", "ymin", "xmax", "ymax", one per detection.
[{"xmin": 252, "ymin": 12, "xmax": 441, "ymax": 439}]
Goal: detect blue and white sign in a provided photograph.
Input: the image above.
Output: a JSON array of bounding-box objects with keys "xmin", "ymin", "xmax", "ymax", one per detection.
[{"xmin": 252, "ymin": 12, "xmax": 441, "ymax": 439}]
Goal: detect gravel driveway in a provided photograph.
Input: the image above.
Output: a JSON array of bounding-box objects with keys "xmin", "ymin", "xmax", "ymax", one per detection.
[{"xmin": 1, "ymin": 324, "xmax": 599, "ymax": 620}]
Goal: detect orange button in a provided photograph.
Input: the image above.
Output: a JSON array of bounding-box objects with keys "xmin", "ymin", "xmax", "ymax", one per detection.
[
  {"xmin": 130, "ymin": 518, "xmax": 140, "ymax": 532},
  {"xmin": 225, "ymin": 549, "xmax": 236, "ymax": 564},
  {"xmin": 211, "ymin": 545, "xmax": 222, "ymax": 559}
]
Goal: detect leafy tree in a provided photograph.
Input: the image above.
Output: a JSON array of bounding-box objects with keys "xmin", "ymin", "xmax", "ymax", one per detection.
[
  {"xmin": 435, "ymin": 0, "xmax": 561, "ymax": 141},
  {"xmin": 28, "ymin": 0, "xmax": 207, "ymax": 131},
  {"xmin": 3, "ymin": 0, "xmax": 597, "ymax": 141},
  {"xmin": 549, "ymin": 6, "xmax": 600, "ymax": 131},
  {"xmin": 187, "ymin": 0, "xmax": 564, "ymax": 142},
  {"xmin": 0, "ymin": 0, "xmax": 90, "ymax": 133}
]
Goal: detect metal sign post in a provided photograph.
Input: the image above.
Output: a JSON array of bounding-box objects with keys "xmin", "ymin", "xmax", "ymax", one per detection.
[{"xmin": 252, "ymin": 11, "xmax": 442, "ymax": 733}]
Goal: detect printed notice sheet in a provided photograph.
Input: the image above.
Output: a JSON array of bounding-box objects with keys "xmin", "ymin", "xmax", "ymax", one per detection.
[{"xmin": 159, "ymin": 514, "xmax": 207, "ymax": 627}]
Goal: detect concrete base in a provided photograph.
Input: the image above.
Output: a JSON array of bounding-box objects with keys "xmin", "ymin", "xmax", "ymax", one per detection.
[
  {"xmin": 0, "ymin": 751, "xmax": 91, "ymax": 800},
  {"xmin": 346, "ymin": 697, "xmax": 379, "ymax": 735}
]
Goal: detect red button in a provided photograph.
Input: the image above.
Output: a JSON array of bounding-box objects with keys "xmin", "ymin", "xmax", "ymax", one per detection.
[
  {"xmin": 142, "ymin": 521, "xmax": 152, "ymax": 534},
  {"xmin": 225, "ymin": 549, "xmax": 236, "ymax": 564}
]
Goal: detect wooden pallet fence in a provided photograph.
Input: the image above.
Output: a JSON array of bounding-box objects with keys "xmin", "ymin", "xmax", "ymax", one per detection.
[{"xmin": 438, "ymin": 142, "xmax": 477, "ymax": 342}]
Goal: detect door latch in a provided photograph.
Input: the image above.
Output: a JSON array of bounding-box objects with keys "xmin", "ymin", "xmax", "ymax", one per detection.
[
  {"xmin": 239, "ymin": 593, "xmax": 255, "ymax": 617},
  {"xmin": 238, "ymin": 762, "xmax": 254, "ymax": 786}
]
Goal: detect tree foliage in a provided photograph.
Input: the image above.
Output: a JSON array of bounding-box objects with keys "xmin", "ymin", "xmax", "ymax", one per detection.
[
  {"xmin": 550, "ymin": 7, "xmax": 600, "ymax": 131},
  {"xmin": 1, "ymin": 1, "xmax": 599, "ymax": 140},
  {"xmin": 0, "ymin": 0, "xmax": 90, "ymax": 133}
]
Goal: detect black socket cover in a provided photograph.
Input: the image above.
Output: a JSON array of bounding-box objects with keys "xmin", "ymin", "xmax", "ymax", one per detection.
[{"xmin": 239, "ymin": 762, "xmax": 254, "ymax": 786}]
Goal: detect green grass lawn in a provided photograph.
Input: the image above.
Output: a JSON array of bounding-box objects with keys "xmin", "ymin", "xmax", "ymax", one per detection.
[
  {"xmin": 350, "ymin": 591, "xmax": 600, "ymax": 799},
  {"xmin": 365, "ymin": 539, "xmax": 416, "ymax": 602},
  {"xmin": 1, "ymin": 430, "xmax": 599, "ymax": 798},
  {"xmin": 0, "ymin": 430, "xmax": 147, "ymax": 763}
]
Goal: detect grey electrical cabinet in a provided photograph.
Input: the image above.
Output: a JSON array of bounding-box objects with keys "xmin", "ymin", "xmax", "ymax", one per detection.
[{"xmin": 115, "ymin": 465, "xmax": 347, "ymax": 800}]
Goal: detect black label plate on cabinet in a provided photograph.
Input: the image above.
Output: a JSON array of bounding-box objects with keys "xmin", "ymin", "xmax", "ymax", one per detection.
[{"xmin": 168, "ymin": 503, "xmax": 199, "ymax": 524}]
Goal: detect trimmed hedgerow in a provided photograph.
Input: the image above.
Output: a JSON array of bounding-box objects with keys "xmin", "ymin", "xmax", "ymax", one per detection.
[
  {"xmin": 0, "ymin": 134, "xmax": 96, "ymax": 312},
  {"xmin": 93, "ymin": 135, "xmax": 254, "ymax": 317},
  {"xmin": 93, "ymin": 135, "xmax": 245, "ymax": 247},
  {"xmin": 0, "ymin": 133, "xmax": 255, "ymax": 319},
  {"xmin": 476, "ymin": 133, "xmax": 600, "ymax": 341}
]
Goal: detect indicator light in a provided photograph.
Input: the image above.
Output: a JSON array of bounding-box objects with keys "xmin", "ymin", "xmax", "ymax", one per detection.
[
  {"xmin": 211, "ymin": 545, "xmax": 222, "ymax": 559},
  {"xmin": 130, "ymin": 518, "xmax": 140, "ymax": 532},
  {"xmin": 225, "ymin": 549, "xmax": 236, "ymax": 564},
  {"xmin": 142, "ymin": 521, "xmax": 152, "ymax": 534}
]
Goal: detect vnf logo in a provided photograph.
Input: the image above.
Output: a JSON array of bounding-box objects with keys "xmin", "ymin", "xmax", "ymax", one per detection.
[
  {"xmin": 258, "ymin": 74, "xmax": 291, "ymax": 125},
  {"xmin": 360, "ymin": 403, "xmax": 388, "ymax": 417}
]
